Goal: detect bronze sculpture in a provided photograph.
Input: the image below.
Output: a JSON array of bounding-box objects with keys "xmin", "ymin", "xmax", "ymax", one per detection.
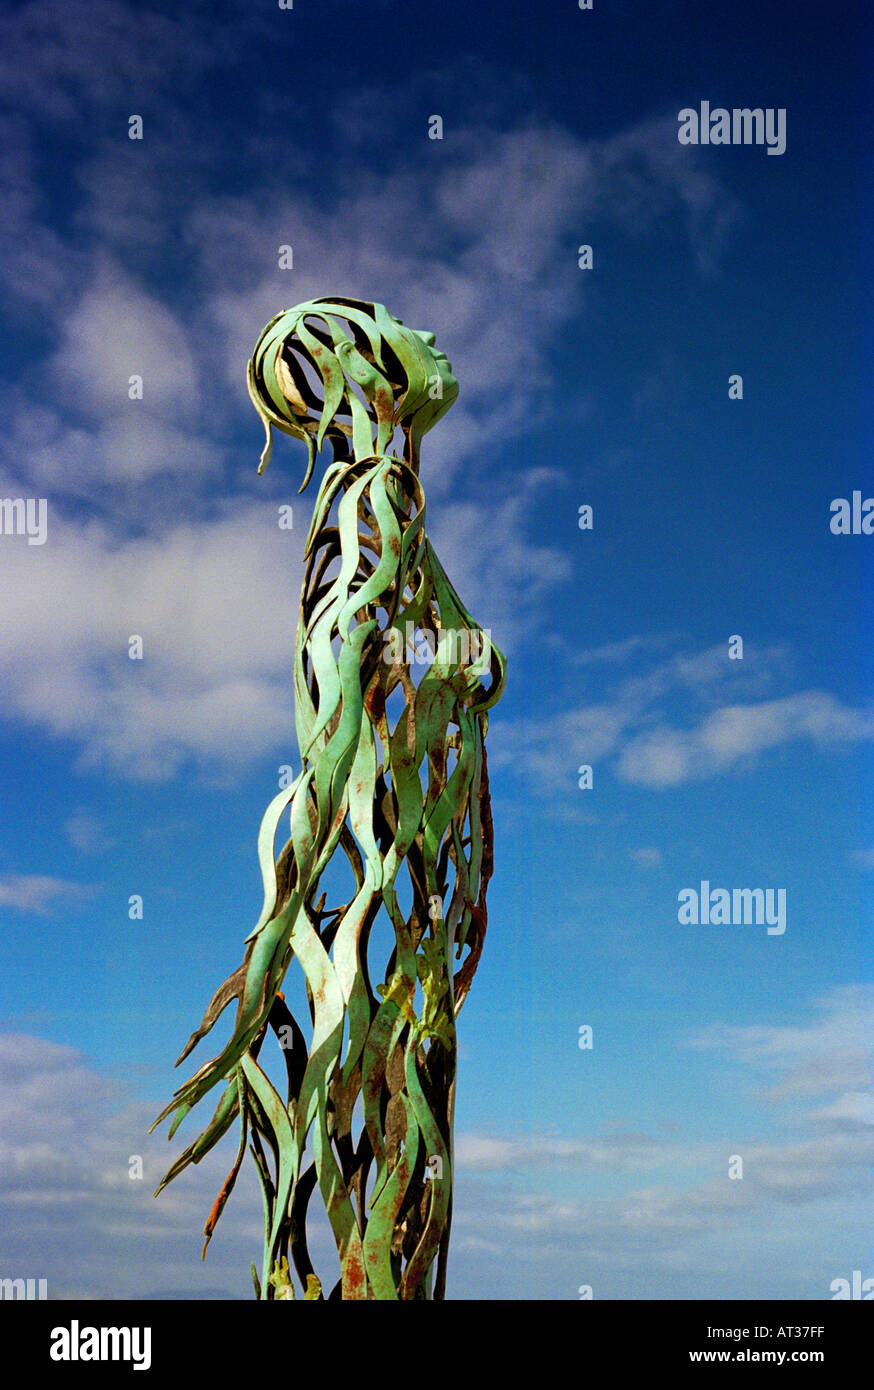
[{"xmin": 151, "ymin": 296, "xmax": 506, "ymax": 1299}]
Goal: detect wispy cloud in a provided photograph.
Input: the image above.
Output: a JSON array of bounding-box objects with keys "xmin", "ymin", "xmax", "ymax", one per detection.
[
  {"xmin": 64, "ymin": 809, "xmax": 116, "ymax": 856},
  {"xmin": 0, "ymin": 1033, "xmax": 264, "ymax": 1298},
  {"xmin": 0, "ymin": 508, "xmax": 299, "ymax": 781},
  {"xmin": 686, "ymin": 985, "xmax": 874, "ymax": 1109},
  {"xmin": 630, "ymin": 846, "xmax": 662, "ymax": 868},
  {"xmin": 448, "ymin": 985, "xmax": 874, "ymax": 1294},
  {"xmin": 492, "ymin": 638, "xmax": 872, "ymax": 793},
  {"xmin": 618, "ymin": 692, "xmax": 874, "ymax": 787},
  {"xmin": 0, "ymin": 875, "xmax": 96, "ymax": 915}
]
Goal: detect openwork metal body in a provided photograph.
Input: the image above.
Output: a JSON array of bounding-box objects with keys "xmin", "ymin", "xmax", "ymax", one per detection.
[{"xmin": 151, "ymin": 297, "xmax": 506, "ymax": 1299}]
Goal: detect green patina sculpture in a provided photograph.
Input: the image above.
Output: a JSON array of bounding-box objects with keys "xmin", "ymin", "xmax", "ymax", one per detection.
[{"xmin": 150, "ymin": 296, "xmax": 506, "ymax": 1300}]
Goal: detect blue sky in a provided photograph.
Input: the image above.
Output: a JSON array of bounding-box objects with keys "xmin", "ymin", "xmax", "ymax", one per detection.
[{"xmin": 0, "ymin": 0, "xmax": 871, "ymax": 1299}]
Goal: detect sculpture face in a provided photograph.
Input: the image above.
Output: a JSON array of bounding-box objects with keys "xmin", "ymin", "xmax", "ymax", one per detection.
[{"xmin": 393, "ymin": 318, "xmax": 459, "ymax": 427}]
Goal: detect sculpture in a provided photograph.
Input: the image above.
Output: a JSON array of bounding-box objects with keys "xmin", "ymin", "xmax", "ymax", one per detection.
[{"xmin": 150, "ymin": 296, "xmax": 506, "ymax": 1299}]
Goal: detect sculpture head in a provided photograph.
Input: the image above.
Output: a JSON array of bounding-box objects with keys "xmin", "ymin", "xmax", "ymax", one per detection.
[{"xmin": 247, "ymin": 296, "xmax": 458, "ymax": 490}]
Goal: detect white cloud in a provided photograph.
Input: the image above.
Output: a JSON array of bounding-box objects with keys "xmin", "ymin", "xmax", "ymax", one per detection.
[
  {"xmin": 0, "ymin": 257, "xmax": 221, "ymax": 511},
  {"xmin": 0, "ymin": 875, "xmax": 95, "ymax": 915},
  {"xmin": 630, "ymin": 847, "xmax": 662, "ymax": 869},
  {"xmin": 0, "ymin": 1, "xmax": 226, "ymax": 124},
  {"xmin": 687, "ymin": 985, "xmax": 874, "ymax": 1071},
  {"xmin": 0, "ymin": 1033, "xmax": 266, "ymax": 1298},
  {"xmin": 429, "ymin": 468, "xmax": 572, "ymax": 650},
  {"xmin": 8, "ymin": 409, "xmax": 220, "ymax": 500},
  {"xmin": 188, "ymin": 112, "xmax": 736, "ymax": 497},
  {"xmin": 767, "ymin": 1054, "xmax": 874, "ymax": 1102},
  {"xmin": 455, "ymin": 986, "xmax": 874, "ymax": 1245},
  {"xmin": 809, "ymin": 1092, "xmax": 874, "ymax": 1127},
  {"xmin": 457, "ymin": 1129, "xmax": 707, "ymax": 1175},
  {"xmin": 619, "ymin": 692, "xmax": 874, "ymax": 787},
  {"xmin": 50, "ymin": 262, "xmax": 199, "ymax": 418},
  {"xmin": 571, "ymin": 635, "xmax": 676, "ymax": 667},
  {"xmin": 494, "ymin": 639, "xmax": 871, "ymax": 796},
  {"xmin": 0, "ymin": 3, "xmax": 232, "ymax": 316},
  {"xmin": 64, "ymin": 809, "xmax": 115, "ymax": 855},
  {"xmin": 489, "ymin": 702, "xmax": 633, "ymax": 785},
  {"xmin": 0, "ymin": 507, "xmax": 299, "ymax": 781}
]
